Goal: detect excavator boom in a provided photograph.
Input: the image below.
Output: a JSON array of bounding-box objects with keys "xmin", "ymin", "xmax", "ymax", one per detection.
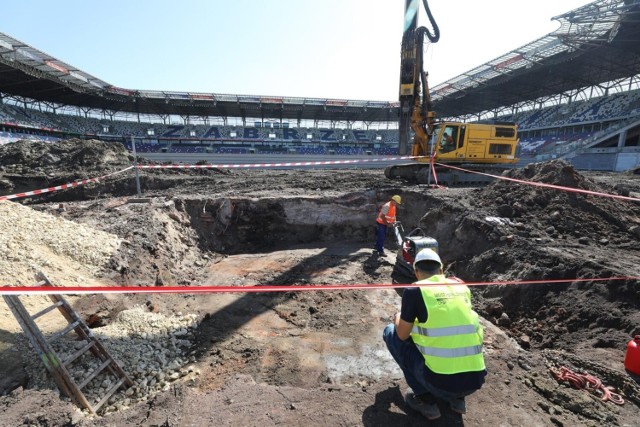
[
  {"xmin": 388, "ymin": 0, "xmax": 520, "ymax": 185},
  {"xmin": 398, "ymin": 0, "xmax": 439, "ymax": 156}
]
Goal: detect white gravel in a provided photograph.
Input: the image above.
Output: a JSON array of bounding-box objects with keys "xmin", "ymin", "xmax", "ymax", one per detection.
[
  {"xmin": 21, "ymin": 305, "xmax": 199, "ymax": 414},
  {"xmin": 0, "ymin": 201, "xmax": 121, "ymax": 286}
]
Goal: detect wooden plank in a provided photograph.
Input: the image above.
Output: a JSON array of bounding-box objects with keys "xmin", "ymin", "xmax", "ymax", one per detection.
[
  {"xmin": 91, "ymin": 340, "xmax": 134, "ymax": 387},
  {"xmin": 2, "ymin": 296, "xmax": 79, "ymax": 406},
  {"xmin": 47, "ymin": 320, "xmax": 81, "ymax": 343},
  {"xmin": 31, "ymin": 301, "xmax": 64, "ymax": 320},
  {"xmin": 92, "ymin": 377, "xmax": 127, "ymax": 413},
  {"xmin": 51, "ymin": 343, "xmax": 96, "ymax": 415},
  {"xmin": 62, "ymin": 341, "xmax": 95, "ymax": 367},
  {"xmin": 78, "ymin": 359, "xmax": 111, "ymax": 391}
]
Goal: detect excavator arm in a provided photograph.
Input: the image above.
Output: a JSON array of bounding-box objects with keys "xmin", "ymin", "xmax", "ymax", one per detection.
[
  {"xmin": 388, "ymin": 1, "xmax": 521, "ymax": 185},
  {"xmin": 398, "ymin": 0, "xmax": 439, "ymax": 156}
]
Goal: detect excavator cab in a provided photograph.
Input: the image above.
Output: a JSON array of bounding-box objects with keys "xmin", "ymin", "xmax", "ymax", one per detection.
[
  {"xmin": 435, "ymin": 123, "xmax": 466, "ymax": 160},
  {"xmin": 437, "ymin": 124, "xmax": 459, "ymax": 154}
]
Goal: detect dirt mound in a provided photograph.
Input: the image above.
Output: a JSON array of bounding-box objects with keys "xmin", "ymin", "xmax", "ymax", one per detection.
[
  {"xmin": 0, "ymin": 139, "xmax": 133, "ymax": 177},
  {"xmin": 418, "ymin": 160, "xmax": 640, "ymax": 359},
  {"xmin": 479, "ymin": 159, "xmax": 640, "ymax": 245},
  {"xmin": 505, "ymin": 159, "xmax": 595, "ymax": 188},
  {"xmin": 0, "ymin": 138, "xmax": 235, "ymax": 199},
  {"xmin": 0, "ymin": 138, "xmax": 137, "ymax": 197}
]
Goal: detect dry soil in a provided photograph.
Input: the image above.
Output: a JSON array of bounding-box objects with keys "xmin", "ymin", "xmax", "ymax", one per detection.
[{"xmin": 1, "ymin": 140, "xmax": 640, "ymax": 427}]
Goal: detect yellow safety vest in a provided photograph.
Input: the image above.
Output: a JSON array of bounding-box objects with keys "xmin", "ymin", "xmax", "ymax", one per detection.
[{"xmin": 410, "ymin": 274, "xmax": 485, "ymax": 374}]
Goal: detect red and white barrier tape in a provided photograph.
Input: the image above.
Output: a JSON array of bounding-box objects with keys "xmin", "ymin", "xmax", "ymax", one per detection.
[
  {"xmin": 1, "ymin": 157, "xmax": 637, "ymax": 204},
  {"xmin": 0, "ymin": 166, "xmax": 135, "ymax": 202},
  {"xmin": 428, "ymin": 153, "xmax": 445, "ymax": 189},
  {"xmin": 436, "ymin": 163, "xmax": 640, "ymax": 202},
  {"xmin": 1, "ymin": 276, "xmax": 637, "ymax": 295},
  {"xmin": 137, "ymin": 155, "xmax": 421, "ymax": 169}
]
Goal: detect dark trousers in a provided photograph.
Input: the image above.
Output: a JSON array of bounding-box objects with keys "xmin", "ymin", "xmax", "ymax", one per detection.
[
  {"xmin": 375, "ymin": 223, "xmax": 387, "ymax": 253},
  {"xmin": 383, "ymin": 324, "xmax": 473, "ymax": 402}
]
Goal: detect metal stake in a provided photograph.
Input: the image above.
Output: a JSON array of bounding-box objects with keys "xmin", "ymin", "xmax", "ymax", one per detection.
[{"xmin": 130, "ymin": 136, "xmax": 142, "ymax": 196}]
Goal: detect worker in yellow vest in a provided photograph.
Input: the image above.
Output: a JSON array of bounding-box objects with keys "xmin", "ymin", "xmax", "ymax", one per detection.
[
  {"xmin": 375, "ymin": 195, "xmax": 401, "ymax": 256},
  {"xmin": 382, "ymin": 249, "xmax": 486, "ymax": 420}
]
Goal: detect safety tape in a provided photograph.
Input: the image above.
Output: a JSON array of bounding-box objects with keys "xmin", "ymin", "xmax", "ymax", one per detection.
[
  {"xmin": 0, "ymin": 155, "xmax": 416, "ymax": 201},
  {"xmin": 1, "ymin": 276, "xmax": 637, "ymax": 295},
  {"xmin": 0, "ymin": 166, "xmax": 135, "ymax": 202},
  {"xmin": 428, "ymin": 153, "xmax": 445, "ymax": 189},
  {"xmin": 435, "ymin": 163, "xmax": 640, "ymax": 203},
  {"xmin": 137, "ymin": 155, "xmax": 422, "ymax": 169},
  {"xmin": 1, "ymin": 156, "xmax": 636, "ymax": 204}
]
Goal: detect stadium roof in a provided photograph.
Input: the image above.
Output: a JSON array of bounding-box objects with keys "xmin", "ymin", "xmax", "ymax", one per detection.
[
  {"xmin": 0, "ymin": 0, "xmax": 639, "ymax": 123},
  {"xmin": 0, "ymin": 32, "xmax": 398, "ymax": 123},
  {"xmin": 431, "ymin": 0, "xmax": 640, "ymax": 118}
]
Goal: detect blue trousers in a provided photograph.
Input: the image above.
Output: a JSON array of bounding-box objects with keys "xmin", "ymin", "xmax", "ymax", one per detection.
[
  {"xmin": 383, "ymin": 323, "xmax": 470, "ymax": 402},
  {"xmin": 375, "ymin": 223, "xmax": 387, "ymax": 253}
]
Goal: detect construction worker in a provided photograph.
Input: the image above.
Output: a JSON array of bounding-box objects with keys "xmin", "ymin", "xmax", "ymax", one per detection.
[
  {"xmin": 441, "ymin": 131, "xmax": 455, "ymax": 153},
  {"xmin": 382, "ymin": 249, "xmax": 486, "ymax": 420},
  {"xmin": 375, "ymin": 195, "xmax": 401, "ymax": 256}
]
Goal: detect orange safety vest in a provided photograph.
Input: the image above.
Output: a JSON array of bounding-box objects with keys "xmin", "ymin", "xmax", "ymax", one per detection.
[{"xmin": 376, "ymin": 201, "xmax": 396, "ymax": 225}]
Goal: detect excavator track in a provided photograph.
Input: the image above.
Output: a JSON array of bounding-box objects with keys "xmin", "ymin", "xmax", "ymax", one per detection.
[{"xmin": 385, "ymin": 163, "xmax": 513, "ymax": 186}]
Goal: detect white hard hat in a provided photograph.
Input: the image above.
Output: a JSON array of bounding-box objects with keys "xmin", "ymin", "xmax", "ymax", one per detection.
[{"xmin": 413, "ymin": 249, "xmax": 442, "ymax": 269}]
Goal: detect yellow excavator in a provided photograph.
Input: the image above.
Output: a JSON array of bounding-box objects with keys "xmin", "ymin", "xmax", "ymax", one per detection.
[{"xmin": 385, "ymin": 0, "xmax": 521, "ymax": 185}]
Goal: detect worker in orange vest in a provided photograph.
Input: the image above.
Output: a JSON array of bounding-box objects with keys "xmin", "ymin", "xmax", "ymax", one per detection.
[{"xmin": 375, "ymin": 195, "xmax": 401, "ymax": 256}]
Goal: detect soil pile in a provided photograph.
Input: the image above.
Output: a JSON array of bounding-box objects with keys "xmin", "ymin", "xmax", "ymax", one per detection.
[
  {"xmin": 419, "ymin": 159, "xmax": 640, "ymax": 359},
  {"xmin": 61, "ymin": 198, "xmax": 208, "ymax": 286},
  {"xmin": 0, "ymin": 139, "xmax": 132, "ymax": 178},
  {"xmin": 484, "ymin": 159, "xmax": 640, "ymax": 246},
  {"xmin": 0, "ymin": 138, "xmax": 137, "ymax": 196}
]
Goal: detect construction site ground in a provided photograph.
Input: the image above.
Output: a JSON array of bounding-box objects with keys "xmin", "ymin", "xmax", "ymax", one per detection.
[{"xmin": 1, "ymin": 139, "xmax": 640, "ymax": 426}]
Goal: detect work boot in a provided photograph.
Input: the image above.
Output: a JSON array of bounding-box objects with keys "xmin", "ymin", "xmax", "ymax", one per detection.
[
  {"xmin": 404, "ymin": 389, "xmax": 441, "ymax": 420},
  {"xmin": 449, "ymin": 397, "xmax": 466, "ymax": 414}
]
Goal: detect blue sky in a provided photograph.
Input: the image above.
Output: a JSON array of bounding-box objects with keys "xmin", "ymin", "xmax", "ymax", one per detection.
[{"xmin": 2, "ymin": 0, "xmax": 588, "ymax": 101}]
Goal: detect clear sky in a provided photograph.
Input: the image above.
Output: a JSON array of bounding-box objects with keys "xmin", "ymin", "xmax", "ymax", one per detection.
[{"xmin": 2, "ymin": 0, "xmax": 589, "ymax": 101}]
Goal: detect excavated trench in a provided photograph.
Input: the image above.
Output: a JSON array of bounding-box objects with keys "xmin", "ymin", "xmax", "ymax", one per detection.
[
  {"xmin": 4, "ymin": 142, "xmax": 640, "ymax": 423},
  {"xmin": 178, "ymin": 191, "xmax": 437, "ymax": 256},
  {"xmin": 7, "ymin": 166, "xmax": 640, "ymax": 353}
]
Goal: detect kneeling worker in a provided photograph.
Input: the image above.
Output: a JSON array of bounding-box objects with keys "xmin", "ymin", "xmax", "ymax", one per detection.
[
  {"xmin": 375, "ymin": 195, "xmax": 401, "ymax": 256},
  {"xmin": 382, "ymin": 249, "xmax": 486, "ymax": 420}
]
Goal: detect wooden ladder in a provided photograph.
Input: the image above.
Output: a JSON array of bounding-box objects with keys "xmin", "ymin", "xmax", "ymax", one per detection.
[{"xmin": 2, "ymin": 272, "xmax": 133, "ymax": 415}]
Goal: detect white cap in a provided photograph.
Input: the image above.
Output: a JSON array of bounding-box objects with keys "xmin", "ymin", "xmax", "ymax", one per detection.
[{"xmin": 413, "ymin": 249, "xmax": 442, "ymax": 269}]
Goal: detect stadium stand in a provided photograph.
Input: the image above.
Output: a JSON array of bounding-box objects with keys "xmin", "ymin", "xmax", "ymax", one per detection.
[
  {"xmin": 2, "ymin": 90, "xmax": 640, "ymax": 158},
  {"xmin": 5, "ymin": 85, "xmax": 638, "ymax": 161},
  {"xmin": 1, "ymin": 0, "xmax": 639, "ymax": 170},
  {"xmin": 514, "ymin": 90, "xmax": 640, "ymax": 131}
]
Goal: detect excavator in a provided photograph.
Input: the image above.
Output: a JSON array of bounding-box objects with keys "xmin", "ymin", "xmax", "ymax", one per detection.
[{"xmin": 385, "ymin": 0, "xmax": 521, "ymax": 185}]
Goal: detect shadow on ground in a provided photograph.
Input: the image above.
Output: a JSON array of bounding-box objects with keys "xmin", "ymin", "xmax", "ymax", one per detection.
[
  {"xmin": 194, "ymin": 244, "xmax": 373, "ymax": 356},
  {"xmin": 363, "ymin": 385, "xmax": 464, "ymax": 426},
  {"xmin": 0, "ymin": 329, "xmax": 28, "ymax": 395}
]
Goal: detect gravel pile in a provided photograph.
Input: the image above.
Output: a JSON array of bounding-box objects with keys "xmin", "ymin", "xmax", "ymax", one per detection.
[
  {"xmin": 0, "ymin": 201, "xmax": 121, "ymax": 286},
  {"xmin": 21, "ymin": 305, "xmax": 199, "ymax": 414}
]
